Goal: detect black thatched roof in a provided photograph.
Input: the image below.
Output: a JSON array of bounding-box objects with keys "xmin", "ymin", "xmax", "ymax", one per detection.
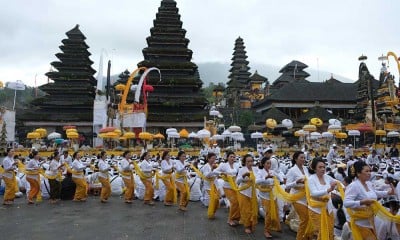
[
  {"xmin": 266, "ymin": 82, "xmax": 357, "ymax": 102},
  {"xmin": 279, "ymin": 60, "xmax": 308, "ymax": 73},
  {"xmin": 257, "ymin": 107, "xmax": 290, "ymax": 124},
  {"xmin": 297, "ymin": 106, "xmax": 337, "ymax": 123},
  {"xmin": 250, "ymin": 70, "xmax": 268, "ymax": 84}
]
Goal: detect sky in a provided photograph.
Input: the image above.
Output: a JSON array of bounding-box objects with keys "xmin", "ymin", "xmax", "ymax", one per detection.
[{"xmin": 1, "ymin": 0, "xmax": 399, "ymax": 87}]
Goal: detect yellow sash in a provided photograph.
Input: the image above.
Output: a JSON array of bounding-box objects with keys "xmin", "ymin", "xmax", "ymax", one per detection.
[
  {"xmin": 190, "ymin": 164, "xmax": 219, "ymax": 218},
  {"xmin": 257, "ymin": 183, "xmax": 280, "ymax": 231},
  {"xmin": 155, "ymin": 172, "xmax": 177, "ymax": 204},
  {"xmin": 304, "ymin": 178, "xmax": 329, "ymax": 239},
  {"xmin": 348, "ymin": 201, "xmax": 400, "ymax": 240},
  {"xmin": 133, "ymin": 162, "xmax": 154, "ymax": 181},
  {"xmin": 273, "ymin": 177, "xmax": 305, "ymax": 203},
  {"xmin": 175, "ymin": 171, "xmax": 190, "ymax": 201},
  {"xmin": 17, "ymin": 162, "xmax": 42, "ymax": 202}
]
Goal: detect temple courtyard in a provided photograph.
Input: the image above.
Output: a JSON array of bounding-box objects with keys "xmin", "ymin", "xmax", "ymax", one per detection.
[{"xmin": 1, "ymin": 196, "xmax": 296, "ymax": 240}]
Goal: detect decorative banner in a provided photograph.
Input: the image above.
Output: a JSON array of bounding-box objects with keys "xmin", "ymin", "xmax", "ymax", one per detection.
[{"xmin": 122, "ymin": 112, "xmax": 146, "ymax": 128}]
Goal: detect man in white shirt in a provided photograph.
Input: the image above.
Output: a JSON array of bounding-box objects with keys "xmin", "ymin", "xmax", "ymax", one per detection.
[
  {"xmin": 366, "ymin": 149, "xmax": 380, "ymax": 166},
  {"xmin": 326, "ymin": 144, "xmax": 338, "ymax": 165},
  {"xmin": 344, "ymin": 144, "xmax": 353, "ymax": 159}
]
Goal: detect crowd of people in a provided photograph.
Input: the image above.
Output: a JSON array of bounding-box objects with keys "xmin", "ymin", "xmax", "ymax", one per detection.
[{"xmin": 2, "ymin": 144, "xmax": 400, "ymax": 239}]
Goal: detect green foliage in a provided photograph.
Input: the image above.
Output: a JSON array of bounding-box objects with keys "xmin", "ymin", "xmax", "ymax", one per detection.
[
  {"xmin": 0, "ymin": 86, "xmax": 44, "ymax": 110},
  {"xmin": 202, "ymin": 82, "xmax": 226, "ymax": 103},
  {"xmin": 238, "ymin": 110, "xmax": 255, "ymax": 132},
  {"xmin": 0, "ymin": 122, "xmax": 7, "ymax": 155}
]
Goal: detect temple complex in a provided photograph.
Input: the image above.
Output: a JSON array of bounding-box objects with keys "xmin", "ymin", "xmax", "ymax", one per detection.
[
  {"xmin": 18, "ymin": 25, "xmax": 96, "ymax": 143},
  {"xmin": 137, "ymin": 0, "xmax": 207, "ymax": 131},
  {"xmin": 225, "ymin": 37, "xmax": 268, "ymax": 109},
  {"xmin": 253, "ymin": 60, "xmax": 382, "ymax": 127}
]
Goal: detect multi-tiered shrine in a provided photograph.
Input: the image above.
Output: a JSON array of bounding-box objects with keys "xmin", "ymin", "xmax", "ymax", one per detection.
[
  {"xmin": 19, "ymin": 25, "xmax": 96, "ymax": 138},
  {"xmin": 137, "ymin": 0, "xmax": 207, "ymax": 131}
]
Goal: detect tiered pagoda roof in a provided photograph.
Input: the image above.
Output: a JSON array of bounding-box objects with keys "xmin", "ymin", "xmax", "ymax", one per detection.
[
  {"xmin": 19, "ymin": 25, "xmax": 96, "ymax": 122},
  {"xmin": 272, "ymin": 60, "xmax": 310, "ymax": 89},
  {"xmin": 226, "ymin": 37, "xmax": 251, "ymax": 91},
  {"xmin": 353, "ymin": 62, "xmax": 377, "ymax": 121},
  {"xmin": 250, "ymin": 70, "xmax": 269, "ymax": 85},
  {"xmin": 137, "ymin": 0, "xmax": 207, "ymax": 124}
]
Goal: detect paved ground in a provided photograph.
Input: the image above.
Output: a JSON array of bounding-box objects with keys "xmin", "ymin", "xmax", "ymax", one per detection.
[{"xmin": 0, "ymin": 196, "xmax": 297, "ymax": 240}]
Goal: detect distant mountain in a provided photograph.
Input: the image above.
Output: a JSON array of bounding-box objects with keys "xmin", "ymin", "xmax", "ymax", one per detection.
[
  {"xmin": 108, "ymin": 61, "xmax": 355, "ymax": 88},
  {"xmin": 196, "ymin": 62, "xmax": 355, "ymax": 87}
]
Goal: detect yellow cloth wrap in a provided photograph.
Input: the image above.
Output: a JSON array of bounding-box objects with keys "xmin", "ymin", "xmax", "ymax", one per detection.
[
  {"xmin": 272, "ymin": 177, "xmax": 305, "ymax": 202},
  {"xmin": 3, "ymin": 170, "xmax": 16, "ymax": 202},
  {"xmin": 304, "ymin": 178, "xmax": 330, "ymax": 240},
  {"xmin": 64, "ymin": 163, "xmax": 84, "ymax": 176},
  {"xmin": 248, "ymin": 172, "xmax": 258, "ymax": 223},
  {"xmin": 132, "ymin": 161, "xmax": 154, "ymax": 181},
  {"xmin": 18, "ymin": 162, "xmax": 42, "ymax": 202},
  {"xmin": 238, "ymin": 173, "xmax": 258, "ymax": 230},
  {"xmin": 207, "ymin": 183, "xmax": 220, "ymax": 218},
  {"xmin": 0, "ymin": 165, "xmax": 4, "ymax": 174},
  {"xmin": 175, "ymin": 172, "xmax": 190, "ymax": 202},
  {"xmin": 189, "ymin": 165, "xmax": 219, "ymax": 217},
  {"xmin": 257, "ymin": 184, "xmax": 280, "ymax": 231},
  {"xmin": 155, "ymin": 172, "xmax": 177, "ymax": 204},
  {"xmin": 347, "ymin": 200, "xmax": 400, "ymax": 240}
]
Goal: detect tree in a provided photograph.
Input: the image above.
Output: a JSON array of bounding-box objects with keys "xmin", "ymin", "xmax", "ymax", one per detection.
[{"xmin": 238, "ymin": 110, "xmax": 254, "ymax": 132}]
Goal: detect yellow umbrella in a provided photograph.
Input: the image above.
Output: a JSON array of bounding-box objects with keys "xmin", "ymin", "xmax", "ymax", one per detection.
[
  {"xmin": 153, "ymin": 133, "xmax": 165, "ymax": 139},
  {"xmin": 335, "ymin": 132, "xmax": 348, "ymax": 139},
  {"xmin": 310, "ymin": 118, "xmax": 323, "ymax": 126},
  {"xmin": 262, "ymin": 132, "xmax": 269, "ymax": 138},
  {"xmin": 375, "ymin": 130, "xmax": 386, "ymax": 136},
  {"xmin": 123, "ymin": 132, "xmax": 136, "ymax": 139},
  {"xmin": 303, "ymin": 124, "xmax": 316, "ymax": 132},
  {"xmin": 104, "ymin": 132, "xmax": 119, "ymax": 139},
  {"xmin": 179, "ymin": 129, "xmax": 189, "ymax": 138},
  {"xmin": 266, "ymin": 118, "xmax": 277, "ymax": 129},
  {"xmin": 35, "ymin": 128, "xmax": 47, "ymax": 137},
  {"xmin": 119, "ymin": 136, "xmax": 127, "ymax": 141},
  {"xmin": 66, "ymin": 128, "xmax": 77, "ymax": 134},
  {"xmin": 27, "ymin": 132, "xmax": 41, "ymax": 139},
  {"xmin": 115, "ymin": 84, "xmax": 125, "ymax": 91},
  {"xmin": 67, "ymin": 132, "xmax": 79, "ymax": 139},
  {"xmin": 139, "ymin": 132, "xmax": 153, "ymax": 140},
  {"xmin": 114, "ymin": 129, "xmax": 122, "ymax": 136}
]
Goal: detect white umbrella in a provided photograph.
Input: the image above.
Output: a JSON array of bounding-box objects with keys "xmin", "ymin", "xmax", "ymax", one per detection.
[
  {"xmin": 236, "ymin": 137, "xmax": 245, "ymax": 142},
  {"xmin": 197, "ymin": 129, "xmax": 211, "ymax": 139},
  {"xmin": 47, "ymin": 132, "xmax": 61, "ymax": 140},
  {"xmin": 222, "ymin": 129, "xmax": 232, "ymax": 138},
  {"xmin": 167, "ymin": 132, "xmax": 180, "ymax": 139},
  {"xmin": 212, "ymin": 134, "xmax": 224, "ymax": 140},
  {"xmin": 295, "ymin": 130, "xmax": 308, "ymax": 137},
  {"xmin": 166, "ymin": 128, "xmax": 177, "ymax": 135},
  {"xmin": 209, "ymin": 110, "xmax": 220, "ymax": 116},
  {"xmin": 321, "ymin": 132, "xmax": 334, "ymax": 138},
  {"xmin": 231, "ymin": 132, "xmax": 244, "ymax": 140},
  {"xmin": 328, "ymin": 124, "xmax": 342, "ymax": 132},
  {"xmin": 188, "ymin": 132, "xmax": 198, "ymax": 138},
  {"xmin": 329, "ymin": 119, "xmax": 341, "ymax": 126},
  {"xmin": 250, "ymin": 132, "xmax": 263, "ymax": 139},
  {"xmin": 310, "ymin": 132, "xmax": 322, "ymax": 139},
  {"xmin": 387, "ymin": 131, "xmax": 400, "ymax": 138},
  {"xmin": 281, "ymin": 119, "xmax": 293, "ymax": 129},
  {"xmin": 228, "ymin": 125, "xmax": 242, "ymax": 132},
  {"xmin": 348, "ymin": 130, "xmax": 360, "ymax": 147},
  {"xmin": 348, "ymin": 130, "xmax": 361, "ymax": 136}
]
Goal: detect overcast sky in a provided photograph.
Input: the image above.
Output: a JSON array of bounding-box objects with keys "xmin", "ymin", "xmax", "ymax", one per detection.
[{"xmin": 1, "ymin": 0, "xmax": 399, "ymax": 87}]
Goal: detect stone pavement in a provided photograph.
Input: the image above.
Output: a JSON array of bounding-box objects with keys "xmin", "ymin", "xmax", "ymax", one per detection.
[{"xmin": 0, "ymin": 196, "xmax": 297, "ymax": 240}]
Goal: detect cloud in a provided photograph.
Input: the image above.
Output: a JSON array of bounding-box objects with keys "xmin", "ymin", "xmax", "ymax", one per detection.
[{"xmin": 0, "ymin": 0, "xmax": 399, "ymax": 87}]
